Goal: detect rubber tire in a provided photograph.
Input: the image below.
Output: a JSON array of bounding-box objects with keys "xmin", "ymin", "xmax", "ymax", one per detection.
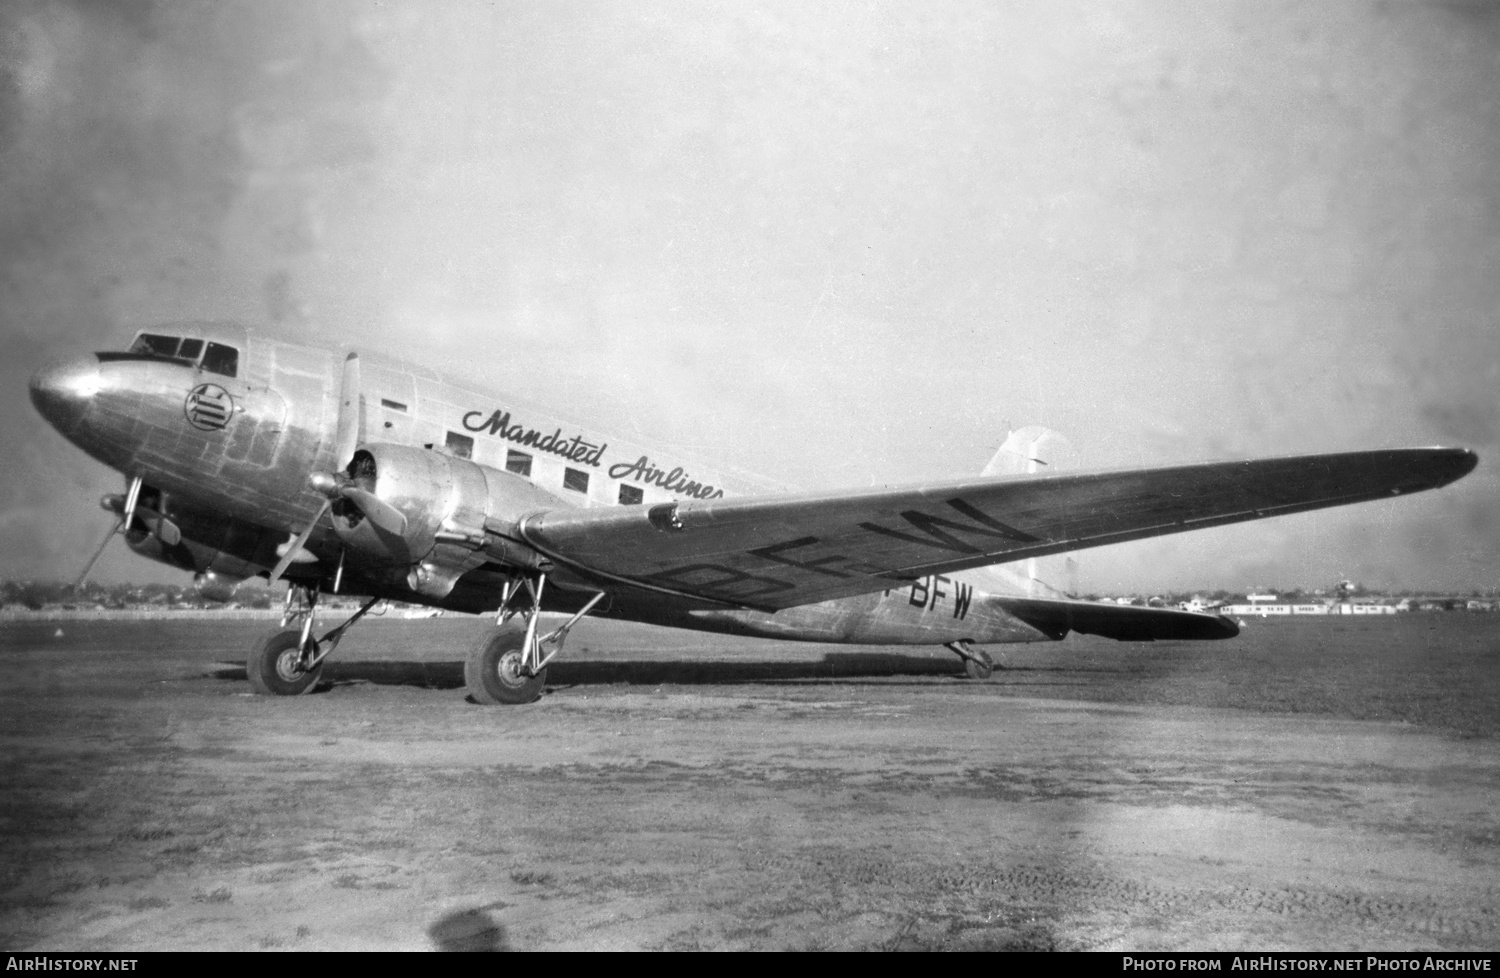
[
  {"xmin": 465, "ymin": 621, "xmax": 547, "ymax": 705},
  {"xmin": 964, "ymin": 648, "xmax": 995, "ymax": 681},
  {"xmin": 247, "ymin": 628, "xmax": 324, "ymax": 696}
]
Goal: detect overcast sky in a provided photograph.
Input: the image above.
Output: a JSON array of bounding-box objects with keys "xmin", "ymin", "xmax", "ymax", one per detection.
[{"xmin": 2, "ymin": 0, "xmax": 1496, "ymax": 593}]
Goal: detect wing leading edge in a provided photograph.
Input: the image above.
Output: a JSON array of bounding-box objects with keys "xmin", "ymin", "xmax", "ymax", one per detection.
[{"xmin": 517, "ymin": 447, "xmax": 1477, "ymax": 612}]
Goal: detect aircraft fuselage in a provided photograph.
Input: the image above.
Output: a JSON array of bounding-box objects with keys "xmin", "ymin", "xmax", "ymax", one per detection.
[{"xmin": 30, "ymin": 325, "xmax": 1058, "ymax": 646}]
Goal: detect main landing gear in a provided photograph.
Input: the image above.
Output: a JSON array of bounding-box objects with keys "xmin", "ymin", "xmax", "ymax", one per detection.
[
  {"xmin": 465, "ymin": 573, "xmax": 605, "ymax": 705},
  {"xmin": 946, "ymin": 640, "xmax": 1000, "ymax": 681},
  {"xmin": 246, "ymin": 585, "xmax": 381, "ymax": 696}
]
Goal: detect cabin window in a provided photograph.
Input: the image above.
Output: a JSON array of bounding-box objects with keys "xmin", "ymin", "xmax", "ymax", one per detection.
[
  {"xmin": 563, "ymin": 468, "xmax": 589, "ymax": 493},
  {"xmin": 201, "ymin": 342, "xmax": 238, "ymax": 378},
  {"xmin": 380, "ymin": 398, "xmax": 408, "ymax": 412},
  {"xmin": 506, "ymin": 451, "xmax": 531, "ymax": 477},
  {"xmin": 444, "ymin": 431, "xmax": 474, "ymax": 459},
  {"xmin": 177, "ymin": 338, "xmax": 204, "ymax": 360},
  {"xmin": 618, "ymin": 484, "xmax": 643, "ymax": 505}
]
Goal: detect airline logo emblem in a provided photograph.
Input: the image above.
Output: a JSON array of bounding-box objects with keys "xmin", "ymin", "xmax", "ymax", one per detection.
[{"xmin": 184, "ymin": 383, "xmax": 234, "ymax": 431}]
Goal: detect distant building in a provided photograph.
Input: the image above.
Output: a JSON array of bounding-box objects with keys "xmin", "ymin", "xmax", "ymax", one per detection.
[
  {"xmin": 1221, "ymin": 600, "xmax": 1399, "ymax": 616},
  {"xmin": 1341, "ymin": 603, "xmax": 1398, "ymax": 615},
  {"xmin": 1225, "ymin": 603, "xmax": 1292, "ymax": 616}
]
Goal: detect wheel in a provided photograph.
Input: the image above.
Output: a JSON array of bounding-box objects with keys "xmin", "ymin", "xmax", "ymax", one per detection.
[
  {"xmin": 964, "ymin": 648, "xmax": 995, "ymax": 681},
  {"xmin": 247, "ymin": 628, "xmax": 323, "ymax": 696},
  {"xmin": 465, "ymin": 621, "xmax": 547, "ymax": 705}
]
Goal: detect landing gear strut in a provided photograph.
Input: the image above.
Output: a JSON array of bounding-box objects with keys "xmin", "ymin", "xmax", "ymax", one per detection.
[
  {"xmin": 465, "ymin": 573, "xmax": 605, "ymax": 705},
  {"xmin": 246, "ymin": 585, "xmax": 381, "ymax": 696},
  {"xmin": 946, "ymin": 640, "xmax": 999, "ymax": 681}
]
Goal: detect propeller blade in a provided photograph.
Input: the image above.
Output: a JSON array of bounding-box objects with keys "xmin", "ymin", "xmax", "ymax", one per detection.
[
  {"xmin": 73, "ymin": 518, "xmax": 123, "ymax": 591},
  {"xmin": 122, "ymin": 476, "xmax": 143, "ymax": 526},
  {"xmin": 335, "ymin": 352, "xmax": 361, "ymax": 467},
  {"xmin": 268, "ymin": 499, "xmax": 330, "ymax": 585},
  {"xmin": 340, "ymin": 485, "xmax": 408, "ymax": 537}
]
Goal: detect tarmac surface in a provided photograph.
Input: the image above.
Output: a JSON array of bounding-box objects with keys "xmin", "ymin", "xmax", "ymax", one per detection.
[{"xmin": 2, "ymin": 613, "xmax": 1497, "ymax": 951}]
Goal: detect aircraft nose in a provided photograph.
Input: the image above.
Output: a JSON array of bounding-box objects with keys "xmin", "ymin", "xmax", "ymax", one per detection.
[{"xmin": 29, "ymin": 355, "xmax": 102, "ymax": 433}]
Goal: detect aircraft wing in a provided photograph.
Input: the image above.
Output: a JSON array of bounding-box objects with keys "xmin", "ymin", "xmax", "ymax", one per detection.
[{"xmin": 517, "ymin": 448, "xmax": 1476, "ymax": 612}]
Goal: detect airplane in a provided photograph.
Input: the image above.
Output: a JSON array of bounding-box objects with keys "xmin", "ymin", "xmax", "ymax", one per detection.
[{"xmin": 28, "ymin": 322, "xmax": 1478, "ymax": 704}]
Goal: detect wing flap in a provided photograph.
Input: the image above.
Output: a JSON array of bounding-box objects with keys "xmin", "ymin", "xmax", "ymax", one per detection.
[{"xmin": 518, "ymin": 447, "xmax": 1476, "ymax": 611}]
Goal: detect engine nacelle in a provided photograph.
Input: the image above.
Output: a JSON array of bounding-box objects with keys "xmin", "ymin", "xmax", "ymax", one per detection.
[
  {"xmin": 330, "ymin": 443, "xmax": 560, "ymax": 596},
  {"xmin": 115, "ymin": 487, "xmax": 275, "ymax": 581},
  {"xmin": 192, "ymin": 570, "xmax": 245, "ymax": 603},
  {"xmin": 123, "ymin": 525, "xmax": 195, "ymax": 572}
]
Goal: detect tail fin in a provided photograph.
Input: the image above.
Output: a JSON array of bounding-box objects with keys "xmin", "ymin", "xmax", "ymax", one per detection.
[
  {"xmin": 981, "ymin": 427, "xmax": 1079, "ymax": 597},
  {"xmin": 982, "ymin": 425, "xmax": 1078, "ymax": 477}
]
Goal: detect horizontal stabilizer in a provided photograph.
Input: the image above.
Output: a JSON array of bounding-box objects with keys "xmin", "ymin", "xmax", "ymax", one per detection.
[{"xmin": 995, "ymin": 596, "xmax": 1240, "ymax": 642}]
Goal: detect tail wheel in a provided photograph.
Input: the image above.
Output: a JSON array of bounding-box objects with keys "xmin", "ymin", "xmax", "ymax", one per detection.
[
  {"xmin": 465, "ymin": 621, "xmax": 547, "ymax": 705},
  {"xmin": 964, "ymin": 648, "xmax": 995, "ymax": 681},
  {"xmin": 248, "ymin": 628, "xmax": 324, "ymax": 696}
]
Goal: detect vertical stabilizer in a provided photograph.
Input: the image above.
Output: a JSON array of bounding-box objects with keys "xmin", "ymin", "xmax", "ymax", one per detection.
[
  {"xmin": 981, "ymin": 427, "xmax": 1079, "ymax": 597},
  {"xmin": 982, "ymin": 426, "xmax": 1078, "ymax": 477}
]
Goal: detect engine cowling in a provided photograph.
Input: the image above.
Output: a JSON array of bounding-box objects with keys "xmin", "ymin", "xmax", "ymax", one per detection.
[
  {"xmin": 192, "ymin": 570, "xmax": 245, "ymax": 603},
  {"xmin": 113, "ymin": 488, "xmax": 274, "ymax": 583},
  {"xmin": 330, "ymin": 443, "xmax": 560, "ymax": 596}
]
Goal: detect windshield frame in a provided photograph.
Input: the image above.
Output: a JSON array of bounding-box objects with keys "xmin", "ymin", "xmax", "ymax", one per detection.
[{"xmin": 126, "ymin": 332, "xmax": 239, "ymax": 378}]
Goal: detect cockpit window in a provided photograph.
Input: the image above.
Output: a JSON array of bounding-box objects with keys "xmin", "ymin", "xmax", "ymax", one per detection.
[
  {"xmin": 127, "ymin": 333, "xmax": 239, "ymax": 377},
  {"xmin": 201, "ymin": 342, "xmax": 238, "ymax": 378},
  {"xmin": 131, "ymin": 334, "xmax": 183, "ymax": 358}
]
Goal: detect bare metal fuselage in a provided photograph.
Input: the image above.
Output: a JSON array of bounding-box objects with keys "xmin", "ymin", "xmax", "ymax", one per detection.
[{"xmin": 31, "ymin": 329, "xmax": 1058, "ymax": 646}]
